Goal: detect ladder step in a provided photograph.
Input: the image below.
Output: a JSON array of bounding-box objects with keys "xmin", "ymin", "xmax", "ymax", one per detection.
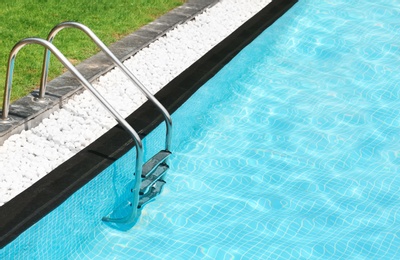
[
  {"xmin": 142, "ymin": 150, "xmax": 171, "ymax": 178},
  {"xmin": 140, "ymin": 164, "xmax": 169, "ymax": 195},
  {"xmin": 138, "ymin": 180, "xmax": 166, "ymax": 209}
]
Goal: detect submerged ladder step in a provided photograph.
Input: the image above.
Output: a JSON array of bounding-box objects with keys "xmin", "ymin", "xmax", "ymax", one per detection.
[
  {"xmin": 138, "ymin": 180, "xmax": 166, "ymax": 209},
  {"xmin": 140, "ymin": 163, "xmax": 169, "ymax": 195},
  {"xmin": 142, "ymin": 150, "xmax": 171, "ymax": 178}
]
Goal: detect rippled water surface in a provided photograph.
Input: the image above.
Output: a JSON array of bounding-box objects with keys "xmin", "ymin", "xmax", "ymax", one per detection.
[
  {"xmin": 73, "ymin": 1, "xmax": 400, "ymax": 258},
  {"xmin": 3, "ymin": 0, "xmax": 400, "ymax": 259}
]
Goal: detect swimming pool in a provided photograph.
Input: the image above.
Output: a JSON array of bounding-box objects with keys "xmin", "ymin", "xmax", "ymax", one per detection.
[{"xmin": 2, "ymin": 0, "xmax": 400, "ymax": 258}]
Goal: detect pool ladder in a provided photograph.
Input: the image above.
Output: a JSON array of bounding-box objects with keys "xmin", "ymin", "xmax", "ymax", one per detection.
[{"xmin": 0, "ymin": 22, "xmax": 172, "ymax": 226}]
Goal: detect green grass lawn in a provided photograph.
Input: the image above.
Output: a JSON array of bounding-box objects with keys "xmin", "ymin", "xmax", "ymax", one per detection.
[{"xmin": 0, "ymin": 0, "xmax": 185, "ymax": 106}]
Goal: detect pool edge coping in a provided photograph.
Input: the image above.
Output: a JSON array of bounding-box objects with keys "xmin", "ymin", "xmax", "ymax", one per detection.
[{"xmin": 0, "ymin": 0, "xmax": 298, "ymax": 249}]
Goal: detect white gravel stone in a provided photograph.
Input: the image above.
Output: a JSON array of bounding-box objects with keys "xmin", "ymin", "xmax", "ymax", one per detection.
[{"xmin": 0, "ymin": 0, "xmax": 272, "ymax": 206}]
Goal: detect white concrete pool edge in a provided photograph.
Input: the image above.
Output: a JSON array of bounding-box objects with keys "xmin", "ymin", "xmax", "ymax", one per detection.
[{"xmin": 0, "ymin": 0, "xmax": 272, "ymax": 206}]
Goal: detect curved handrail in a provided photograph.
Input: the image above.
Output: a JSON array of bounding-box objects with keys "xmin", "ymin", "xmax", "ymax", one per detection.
[
  {"xmin": 0, "ymin": 38, "xmax": 143, "ymax": 223},
  {"xmin": 39, "ymin": 21, "xmax": 172, "ymax": 151}
]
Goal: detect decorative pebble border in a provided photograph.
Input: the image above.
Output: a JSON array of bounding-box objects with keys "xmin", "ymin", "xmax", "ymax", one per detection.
[{"xmin": 0, "ymin": 0, "xmax": 272, "ymax": 206}]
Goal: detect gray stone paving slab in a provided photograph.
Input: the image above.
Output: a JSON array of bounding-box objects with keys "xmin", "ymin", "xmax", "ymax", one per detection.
[{"xmin": 0, "ymin": 0, "xmax": 219, "ymax": 145}]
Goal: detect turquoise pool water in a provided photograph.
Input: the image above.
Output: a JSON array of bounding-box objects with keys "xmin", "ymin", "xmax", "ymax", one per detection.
[{"xmin": 3, "ymin": 0, "xmax": 400, "ymax": 258}]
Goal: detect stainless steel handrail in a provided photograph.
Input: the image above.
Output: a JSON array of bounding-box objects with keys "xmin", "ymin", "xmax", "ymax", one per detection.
[
  {"xmin": 0, "ymin": 38, "xmax": 143, "ymax": 223},
  {"xmin": 39, "ymin": 21, "xmax": 172, "ymax": 152}
]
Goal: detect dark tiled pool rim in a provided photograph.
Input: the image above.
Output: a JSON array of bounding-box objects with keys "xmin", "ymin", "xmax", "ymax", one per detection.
[{"xmin": 0, "ymin": 0, "xmax": 298, "ymax": 249}]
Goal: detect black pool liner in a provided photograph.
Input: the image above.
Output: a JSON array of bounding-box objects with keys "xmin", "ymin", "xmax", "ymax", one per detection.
[{"xmin": 0, "ymin": 0, "xmax": 298, "ymax": 249}]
